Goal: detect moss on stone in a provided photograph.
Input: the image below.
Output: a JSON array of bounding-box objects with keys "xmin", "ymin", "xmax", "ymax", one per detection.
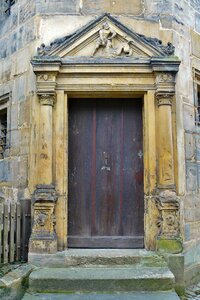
[{"xmin": 157, "ymin": 238, "xmax": 183, "ymax": 254}]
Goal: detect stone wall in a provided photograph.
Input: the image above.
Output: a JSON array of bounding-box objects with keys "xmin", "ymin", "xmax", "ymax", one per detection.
[
  {"xmin": 0, "ymin": 0, "xmax": 37, "ymax": 204},
  {"xmin": 0, "ymin": 0, "xmax": 200, "ymax": 282},
  {"xmin": 171, "ymin": 1, "xmax": 200, "ymax": 281}
]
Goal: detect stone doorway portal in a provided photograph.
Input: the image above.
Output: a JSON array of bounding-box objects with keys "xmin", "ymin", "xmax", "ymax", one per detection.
[{"xmin": 29, "ymin": 14, "xmax": 181, "ymax": 256}]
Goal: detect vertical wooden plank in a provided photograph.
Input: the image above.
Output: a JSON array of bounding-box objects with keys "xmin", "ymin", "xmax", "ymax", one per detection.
[
  {"xmin": 3, "ymin": 204, "xmax": 9, "ymax": 264},
  {"xmin": 21, "ymin": 200, "xmax": 31, "ymax": 261},
  {"xmin": 9, "ymin": 204, "xmax": 15, "ymax": 263},
  {"xmin": 0, "ymin": 204, "xmax": 3, "ymax": 263},
  {"xmin": 16, "ymin": 203, "xmax": 21, "ymax": 261}
]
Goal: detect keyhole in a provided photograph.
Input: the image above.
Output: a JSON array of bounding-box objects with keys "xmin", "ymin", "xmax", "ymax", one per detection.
[{"xmin": 138, "ymin": 150, "xmax": 143, "ymax": 159}]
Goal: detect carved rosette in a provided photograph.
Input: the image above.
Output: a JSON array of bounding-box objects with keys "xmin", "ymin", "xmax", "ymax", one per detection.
[
  {"xmin": 29, "ymin": 185, "xmax": 58, "ymax": 254},
  {"xmin": 39, "ymin": 93, "xmax": 56, "ymax": 107}
]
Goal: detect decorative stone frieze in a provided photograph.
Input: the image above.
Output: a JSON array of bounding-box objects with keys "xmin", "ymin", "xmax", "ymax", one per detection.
[
  {"xmin": 29, "ymin": 185, "xmax": 58, "ymax": 254},
  {"xmin": 156, "ymin": 190, "xmax": 182, "ymax": 254},
  {"xmin": 155, "ymin": 72, "xmax": 176, "ymax": 95}
]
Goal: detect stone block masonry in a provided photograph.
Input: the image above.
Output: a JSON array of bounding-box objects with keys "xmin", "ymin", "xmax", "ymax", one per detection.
[{"xmin": 0, "ymin": 0, "xmax": 200, "ymax": 289}]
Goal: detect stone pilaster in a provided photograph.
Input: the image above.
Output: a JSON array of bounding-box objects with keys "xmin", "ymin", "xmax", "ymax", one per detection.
[
  {"xmin": 29, "ymin": 91, "xmax": 57, "ymax": 254},
  {"xmin": 154, "ymin": 72, "xmax": 182, "ymax": 253},
  {"xmin": 156, "ymin": 92, "xmax": 175, "ymax": 189}
]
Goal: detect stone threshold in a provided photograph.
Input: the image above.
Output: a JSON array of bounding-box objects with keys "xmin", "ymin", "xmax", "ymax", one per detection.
[{"xmin": 28, "ymin": 249, "xmax": 166, "ymax": 268}]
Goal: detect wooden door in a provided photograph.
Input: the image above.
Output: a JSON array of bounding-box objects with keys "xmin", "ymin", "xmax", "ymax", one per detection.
[{"xmin": 68, "ymin": 98, "xmax": 144, "ymax": 248}]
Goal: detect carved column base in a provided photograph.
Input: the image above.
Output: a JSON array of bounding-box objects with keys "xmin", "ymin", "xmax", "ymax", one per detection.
[
  {"xmin": 156, "ymin": 190, "xmax": 183, "ymax": 254},
  {"xmin": 29, "ymin": 185, "xmax": 58, "ymax": 254}
]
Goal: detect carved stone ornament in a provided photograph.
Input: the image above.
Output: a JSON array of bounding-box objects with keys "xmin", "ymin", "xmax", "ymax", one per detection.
[
  {"xmin": 93, "ymin": 22, "xmax": 133, "ymax": 57},
  {"xmin": 137, "ymin": 34, "xmax": 175, "ymax": 56},
  {"xmin": 156, "ymin": 73, "xmax": 175, "ymax": 84},
  {"xmin": 39, "ymin": 93, "xmax": 56, "ymax": 106},
  {"xmin": 156, "ymin": 93, "xmax": 174, "ymax": 106},
  {"xmin": 156, "ymin": 190, "xmax": 180, "ymax": 238},
  {"xmin": 36, "ymin": 14, "xmax": 175, "ymax": 58},
  {"xmin": 38, "ymin": 74, "xmax": 49, "ymax": 81},
  {"xmin": 35, "ymin": 211, "xmax": 48, "ymax": 227},
  {"xmin": 29, "ymin": 185, "xmax": 58, "ymax": 254}
]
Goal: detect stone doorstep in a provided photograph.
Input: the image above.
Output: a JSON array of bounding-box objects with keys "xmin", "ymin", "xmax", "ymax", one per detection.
[
  {"xmin": 28, "ymin": 266, "xmax": 175, "ymax": 293},
  {"xmin": 22, "ymin": 291, "xmax": 181, "ymax": 300},
  {"xmin": 28, "ymin": 249, "xmax": 167, "ymax": 268}
]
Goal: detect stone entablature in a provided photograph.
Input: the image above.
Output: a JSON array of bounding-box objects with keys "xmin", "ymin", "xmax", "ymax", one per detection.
[{"xmin": 29, "ymin": 14, "xmax": 181, "ymax": 255}]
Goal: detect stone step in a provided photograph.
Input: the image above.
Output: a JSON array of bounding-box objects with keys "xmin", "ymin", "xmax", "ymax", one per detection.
[
  {"xmin": 22, "ymin": 291, "xmax": 180, "ymax": 300},
  {"xmin": 29, "ymin": 266, "xmax": 175, "ymax": 293},
  {"xmin": 29, "ymin": 249, "xmax": 167, "ymax": 268}
]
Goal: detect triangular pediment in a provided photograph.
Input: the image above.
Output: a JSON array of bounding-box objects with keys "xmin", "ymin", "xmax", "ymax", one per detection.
[{"xmin": 37, "ymin": 14, "xmax": 175, "ymax": 59}]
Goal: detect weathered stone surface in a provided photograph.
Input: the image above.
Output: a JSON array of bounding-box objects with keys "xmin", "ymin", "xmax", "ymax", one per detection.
[
  {"xmin": 185, "ymin": 224, "xmax": 191, "ymax": 241},
  {"xmin": 185, "ymin": 133, "xmax": 195, "ymax": 160},
  {"xmin": 195, "ymin": 135, "xmax": 200, "ymax": 161},
  {"xmin": 190, "ymin": 0, "xmax": 200, "ymax": 11},
  {"xmin": 0, "ymin": 0, "xmax": 199, "ymax": 289},
  {"xmin": 18, "ymin": 19, "xmax": 36, "ymax": 50},
  {"xmin": 28, "ymin": 249, "xmax": 167, "ymax": 268},
  {"xmin": 183, "ymin": 105, "xmax": 195, "ymax": 132},
  {"xmin": 0, "ymin": 160, "xmax": 10, "ymax": 182},
  {"xmin": 186, "ymin": 162, "xmax": 198, "ymax": 192},
  {"xmin": 36, "ymin": 0, "xmax": 78, "ymax": 14},
  {"xmin": 197, "ymin": 163, "xmax": 200, "ymax": 189},
  {"xmin": 0, "ymin": 37, "xmax": 9, "ymax": 59},
  {"xmin": 19, "ymin": 0, "xmax": 36, "ymax": 24},
  {"xmin": 191, "ymin": 30, "xmax": 200, "ymax": 59},
  {"xmin": 29, "ymin": 266, "xmax": 175, "ymax": 292},
  {"xmin": 22, "ymin": 291, "xmax": 180, "ymax": 300},
  {"xmin": 82, "ymin": 0, "xmax": 143, "ymax": 15},
  {"xmin": 10, "ymin": 31, "xmax": 17, "ymax": 54},
  {"xmin": 195, "ymin": 12, "xmax": 200, "ymax": 33},
  {"xmin": 0, "ymin": 264, "xmax": 34, "ymax": 288}
]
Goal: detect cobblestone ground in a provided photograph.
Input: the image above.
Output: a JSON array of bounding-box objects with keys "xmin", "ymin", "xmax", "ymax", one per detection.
[{"xmin": 182, "ymin": 283, "xmax": 200, "ymax": 300}]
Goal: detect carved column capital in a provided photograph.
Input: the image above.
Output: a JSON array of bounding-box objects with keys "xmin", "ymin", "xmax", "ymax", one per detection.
[
  {"xmin": 38, "ymin": 93, "xmax": 56, "ymax": 107},
  {"xmin": 156, "ymin": 93, "xmax": 174, "ymax": 106}
]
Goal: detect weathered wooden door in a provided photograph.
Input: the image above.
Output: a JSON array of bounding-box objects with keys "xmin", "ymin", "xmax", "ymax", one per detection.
[{"xmin": 68, "ymin": 99, "xmax": 144, "ymax": 248}]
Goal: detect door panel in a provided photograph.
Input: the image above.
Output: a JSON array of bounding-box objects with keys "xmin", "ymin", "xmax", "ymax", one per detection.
[{"xmin": 68, "ymin": 98, "xmax": 144, "ymax": 248}]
